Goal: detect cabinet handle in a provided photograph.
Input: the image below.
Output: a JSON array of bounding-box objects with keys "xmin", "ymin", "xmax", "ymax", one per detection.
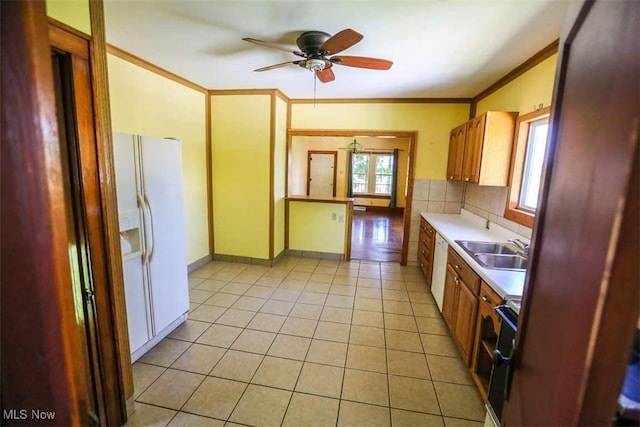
[
  {"xmin": 481, "ymin": 295, "xmax": 488, "ymax": 302},
  {"xmin": 454, "ymin": 264, "xmax": 461, "ymax": 270},
  {"xmin": 454, "ymin": 276, "xmax": 459, "ymax": 285},
  {"xmin": 464, "ymin": 177, "xmax": 470, "ymax": 182}
]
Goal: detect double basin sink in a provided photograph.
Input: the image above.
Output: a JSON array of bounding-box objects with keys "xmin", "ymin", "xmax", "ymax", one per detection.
[{"xmin": 455, "ymin": 240, "xmax": 528, "ymax": 271}]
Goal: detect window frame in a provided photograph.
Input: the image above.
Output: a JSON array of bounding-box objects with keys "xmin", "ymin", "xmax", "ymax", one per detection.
[
  {"xmin": 351, "ymin": 151, "xmax": 394, "ymax": 197},
  {"xmin": 504, "ymin": 107, "xmax": 551, "ymax": 228}
]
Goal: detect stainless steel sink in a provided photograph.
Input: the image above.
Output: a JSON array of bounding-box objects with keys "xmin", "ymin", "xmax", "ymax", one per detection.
[
  {"xmin": 455, "ymin": 240, "xmax": 528, "ymax": 271},
  {"xmin": 456, "ymin": 240, "xmax": 519, "ymax": 255},
  {"xmin": 474, "ymin": 253, "xmax": 528, "ymax": 271}
]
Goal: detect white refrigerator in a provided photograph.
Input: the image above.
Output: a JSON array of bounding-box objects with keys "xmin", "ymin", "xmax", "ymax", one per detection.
[{"xmin": 113, "ymin": 132, "xmax": 189, "ymax": 361}]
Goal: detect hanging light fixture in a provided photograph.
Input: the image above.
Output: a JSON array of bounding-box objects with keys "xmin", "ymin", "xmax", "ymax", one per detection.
[{"xmin": 345, "ymin": 139, "xmax": 364, "ymax": 153}]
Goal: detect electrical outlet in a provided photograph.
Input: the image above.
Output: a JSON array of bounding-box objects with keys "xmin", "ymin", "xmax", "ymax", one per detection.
[
  {"xmin": 331, "ymin": 213, "xmax": 337, "ymax": 221},
  {"xmin": 338, "ymin": 214, "xmax": 344, "ymax": 223}
]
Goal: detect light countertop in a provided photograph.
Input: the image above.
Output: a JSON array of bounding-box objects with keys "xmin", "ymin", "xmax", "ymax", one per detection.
[{"xmin": 422, "ymin": 210, "xmax": 529, "ymax": 299}]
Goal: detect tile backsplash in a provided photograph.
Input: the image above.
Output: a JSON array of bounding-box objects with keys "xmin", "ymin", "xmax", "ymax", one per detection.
[
  {"xmin": 409, "ymin": 180, "xmax": 532, "ymax": 259},
  {"xmin": 461, "ymin": 183, "xmax": 532, "ymax": 238}
]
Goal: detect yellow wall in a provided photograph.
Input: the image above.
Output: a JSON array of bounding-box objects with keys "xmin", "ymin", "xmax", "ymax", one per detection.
[
  {"xmin": 288, "ymin": 202, "xmax": 347, "ymax": 254},
  {"xmin": 290, "ymin": 136, "xmax": 409, "ymax": 208},
  {"xmin": 107, "ymin": 54, "xmax": 209, "ymax": 264},
  {"xmin": 290, "ymin": 103, "xmax": 469, "ymax": 180},
  {"xmin": 211, "ymin": 94, "xmax": 271, "ymax": 259},
  {"xmin": 476, "ymin": 54, "xmax": 558, "ymax": 116},
  {"xmin": 46, "ymin": 0, "xmax": 91, "ymax": 34},
  {"xmin": 273, "ymin": 97, "xmax": 288, "ymax": 258}
]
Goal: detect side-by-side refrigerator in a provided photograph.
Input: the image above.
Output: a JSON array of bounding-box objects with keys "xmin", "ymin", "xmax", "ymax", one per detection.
[{"xmin": 113, "ymin": 132, "xmax": 189, "ymax": 361}]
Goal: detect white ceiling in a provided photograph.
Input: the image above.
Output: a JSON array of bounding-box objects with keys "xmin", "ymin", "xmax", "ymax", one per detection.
[{"xmin": 104, "ymin": 0, "xmax": 568, "ymax": 99}]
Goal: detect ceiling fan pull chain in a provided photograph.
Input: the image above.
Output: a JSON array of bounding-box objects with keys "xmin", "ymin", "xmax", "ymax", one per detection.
[{"xmin": 313, "ymin": 72, "xmax": 317, "ymax": 108}]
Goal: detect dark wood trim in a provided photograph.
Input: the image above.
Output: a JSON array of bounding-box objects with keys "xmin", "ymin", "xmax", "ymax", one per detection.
[
  {"xmin": 286, "ymin": 196, "xmax": 354, "ymax": 204},
  {"xmin": 206, "ymin": 94, "xmax": 214, "ymax": 256},
  {"xmin": 470, "ymin": 39, "xmax": 559, "ymax": 115},
  {"xmin": 504, "ymin": 107, "xmax": 551, "ymax": 228},
  {"xmin": 49, "ymin": 21, "xmax": 89, "ymax": 59},
  {"xmin": 47, "ymin": 16, "xmax": 91, "ymax": 40},
  {"xmin": 85, "ymin": 2, "xmax": 130, "ymax": 421},
  {"xmin": 353, "ymin": 194, "xmax": 392, "ymax": 200},
  {"xmin": 2, "ymin": 1, "xmax": 87, "ymax": 424},
  {"xmin": 306, "ymin": 150, "xmax": 338, "ymax": 197},
  {"xmin": 288, "ymin": 129, "xmax": 416, "ymax": 138},
  {"xmin": 107, "ymin": 44, "xmax": 207, "ymax": 94},
  {"xmin": 401, "ymin": 135, "xmax": 417, "ymax": 266},
  {"xmin": 269, "ymin": 93, "xmax": 276, "ymax": 260},
  {"xmin": 289, "ymin": 97, "xmax": 474, "ymax": 104},
  {"xmin": 345, "ymin": 200, "xmax": 353, "ymax": 261},
  {"xmin": 208, "ymin": 88, "xmax": 283, "ymax": 96}
]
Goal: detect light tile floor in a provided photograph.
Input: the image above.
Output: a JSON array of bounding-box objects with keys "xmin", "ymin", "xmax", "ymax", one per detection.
[{"xmin": 126, "ymin": 257, "xmax": 485, "ymax": 427}]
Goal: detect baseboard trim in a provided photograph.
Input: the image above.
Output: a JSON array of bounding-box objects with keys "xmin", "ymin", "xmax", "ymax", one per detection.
[
  {"xmin": 213, "ymin": 252, "xmax": 284, "ymax": 267},
  {"xmin": 187, "ymin": 254, "xmax": 213, "ymax": 272},
  {"xmin": 284, "ymin": 249, "xmax": 344, "ymax": 261}
]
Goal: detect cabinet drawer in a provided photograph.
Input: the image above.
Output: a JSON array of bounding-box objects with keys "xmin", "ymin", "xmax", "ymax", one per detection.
[
  {"xmin": 447, "ymin": 248, "xmax": 480, "ymax": 295},
  {"xmin": 420, "ymin": 218, "xmax": 436, "ymax": 249},
  {"xmin": 478, "ymin": 281, "xmax": 502, "ymax": 309}
]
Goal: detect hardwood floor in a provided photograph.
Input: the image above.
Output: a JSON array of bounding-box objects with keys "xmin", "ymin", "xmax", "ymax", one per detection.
[{"xmin": 350, "ymin": 209, "xmax": 404, "ymax": 262}]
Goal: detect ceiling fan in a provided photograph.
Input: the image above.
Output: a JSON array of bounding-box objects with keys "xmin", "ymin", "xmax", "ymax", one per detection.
[{"xmin": 242, "ymin": 29, "xmax": 393, "ymax": 83}]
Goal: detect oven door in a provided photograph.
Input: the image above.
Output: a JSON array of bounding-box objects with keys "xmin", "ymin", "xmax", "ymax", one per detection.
[{"xmin": 487, "ymin": 304, "xmax": 518, "ymax": 425}]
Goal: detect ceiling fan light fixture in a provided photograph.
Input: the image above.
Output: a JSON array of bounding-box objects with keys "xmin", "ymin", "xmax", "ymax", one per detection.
[{"xmin": 305, "ymin": 58, "xmax": 327, "ymax": 71}]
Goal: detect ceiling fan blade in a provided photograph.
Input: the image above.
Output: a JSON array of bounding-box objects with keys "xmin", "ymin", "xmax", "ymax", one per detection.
[
  {"xmin": 331, "ymin": 55, "xmax": 393, "ymax": 70},
  {"xmin": 254, "ymin": 61, "xmax": 301, "ymax": 72},
  {"xmin": 242, "ymin": 37, "xmax": 305, "ymax": 57},
  {"xmin": 319, "ymin": 29, "xmax": 363, "ymax": 55},
  {"xmin": 316, "ymin": 68, "xmax": 335, "ymax": 83}
]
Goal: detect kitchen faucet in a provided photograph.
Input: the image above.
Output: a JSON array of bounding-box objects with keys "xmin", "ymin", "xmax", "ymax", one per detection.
[{"xmin": 509, "ymin": 238, "xmax": 530, "ymax": 256}]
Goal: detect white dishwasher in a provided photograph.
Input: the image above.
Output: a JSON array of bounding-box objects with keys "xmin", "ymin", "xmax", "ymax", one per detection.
[{"xmin": 431, "ymin": 233, "xmax": 448, "ymax": 312}]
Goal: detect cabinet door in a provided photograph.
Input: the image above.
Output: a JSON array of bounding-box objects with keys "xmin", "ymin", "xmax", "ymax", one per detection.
[
  {"xmin": 447, "ymin": 124, "xmax": 466, "ymax": 180},
  {"xmin": 442, "ymin": 264, "xmax": 458, "ymax": 331},
  {"xmin": 454, "ymin": 280, "xmax": 479, "ymax": 366},
  {"xmin": 463, "ymin": 115, "xmax": 486, "ymax": 183}
]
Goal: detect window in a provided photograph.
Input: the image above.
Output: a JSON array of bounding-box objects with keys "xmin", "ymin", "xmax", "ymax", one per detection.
[
  {"xmin": 352, "ymin": 153, "xmax": 394, "ymax": 195},
  {"xmin": 505, "ymin": 107, "xmax": 551, "ymax": 227}
]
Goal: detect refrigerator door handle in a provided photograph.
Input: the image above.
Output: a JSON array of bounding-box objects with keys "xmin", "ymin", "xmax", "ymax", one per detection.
[
  {"xmin": 144, "ymin": 193, "xmax": 156, "ymax": 262},
  {"xmin": 137, "ymin": 194, "xmax": 149, "ymax": 263}
]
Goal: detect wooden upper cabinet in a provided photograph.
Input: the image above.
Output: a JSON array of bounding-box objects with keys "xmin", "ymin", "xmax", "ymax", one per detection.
[
  {"xmin": 447, "ymin": 124, "xmax": 467, "ymax": 181},
  {"xmin": 447, "ymin": 111, "xmax": 517, "ymax": 185}
]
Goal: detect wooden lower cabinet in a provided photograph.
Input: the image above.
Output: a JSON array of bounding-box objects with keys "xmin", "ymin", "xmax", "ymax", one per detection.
[
  {"xmin": 417, "ymin": 218, "xmax": 436, "ymax": 286},
  {"xmin": 471, "ymin": 281, "xmax": 503, "ymax": 400},
  {"xmin": 442, "ymin": 248, "xmax": 480, "ymax": 366}
]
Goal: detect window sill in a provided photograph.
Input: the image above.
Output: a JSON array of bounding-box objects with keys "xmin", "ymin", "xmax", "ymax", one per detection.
[
  {"xmin": 353, "ymin": 194, "xmax": 392, "ymax": 199},
  {"xmin": 504, "ymin": 207, "xmax": 535, "ymax": 228}
]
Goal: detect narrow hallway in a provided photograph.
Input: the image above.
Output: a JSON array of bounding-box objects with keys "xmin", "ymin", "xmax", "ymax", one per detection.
[{"xmin": 350, "ymin": 210, "xmax": 404, "ymax": 263}]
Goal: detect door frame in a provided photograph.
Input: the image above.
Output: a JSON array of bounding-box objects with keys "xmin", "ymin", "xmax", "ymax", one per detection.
[
  {"xmin": 287, "ymin": 129, "xmax": 417, "ymax": 265},
  {"xmin": 2, "ymin": 2, "xmax": 90, "ymax": 425},
  {"xmin": 306, "ymin": 150, "xmax": 338, "ymax": 197},
  {"xmin": 48, "ymin": 20, "xmax": 129, "ymax": 425}
]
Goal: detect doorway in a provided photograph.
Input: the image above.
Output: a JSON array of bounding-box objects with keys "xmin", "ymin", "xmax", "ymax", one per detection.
[
  {"xmin": 288, "ymin": 130, "xmax": 416, "ymax": 265},
  {"xmin": 307, "ymin": 151, "xmax": 337, "ymax": 197}
]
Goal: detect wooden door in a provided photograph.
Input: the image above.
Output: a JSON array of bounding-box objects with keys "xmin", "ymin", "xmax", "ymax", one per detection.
[
  {"xmin": 462, "ymin": 114, "xmax": 485, "ymax": 183},
  {"xmin": 503, "ymin": 1, "xmax": 639, "ymax": 425},
  {"xmin": 307, "ymin": 151, "xmax": 337, "ymax": 197},
  {"xmin": 447, "ymin": 124, "xmax": 466, "ymax": 180},
  {"xmin": 1, "ymin": 3, "xmax": 90, "ymax": 425}
]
